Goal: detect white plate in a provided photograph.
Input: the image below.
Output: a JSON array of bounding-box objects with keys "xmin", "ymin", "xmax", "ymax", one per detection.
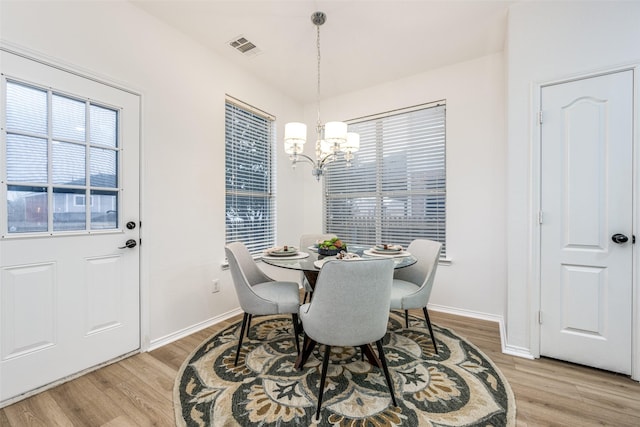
[
  {"xmin": 364, "ymin": 249, "xmax": 411, "ymax": 258},
  {"xmin": 265, "ymin": 246, "xmax": 298, "ymax": 257}
]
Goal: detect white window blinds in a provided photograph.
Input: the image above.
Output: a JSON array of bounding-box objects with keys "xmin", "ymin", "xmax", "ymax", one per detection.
[
  {"xmin": 324, "ymin": 103, "xmax": 446, "ymax": 255},
  {"xmin": 225, "ymin": 99, "xmax": 276, "ymax": 255}
]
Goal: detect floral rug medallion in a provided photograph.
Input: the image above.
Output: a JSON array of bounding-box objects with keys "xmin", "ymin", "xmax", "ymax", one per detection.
[{"xmin": 174, "ymin": 312, "xmax": 516, "ymax": 426}]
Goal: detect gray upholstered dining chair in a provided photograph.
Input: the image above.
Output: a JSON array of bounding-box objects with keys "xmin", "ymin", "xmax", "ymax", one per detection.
[
  {"xmin": 391, "ymin": 239, "xmax": 442, "ymax": 354},
  {"xmin": 225, "ymin": 242, "xmax": 301, "ymax": 366},
  {"xmin": 299, "ymin": 258, "xmax": 397, "ymax": 420},
  {"xmin": 298, "ymin": 233, "xmax": 336, "ymax": 303}
]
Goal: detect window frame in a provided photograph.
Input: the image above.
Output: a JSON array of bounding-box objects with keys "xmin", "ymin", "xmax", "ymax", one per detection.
[
  {"xmin": 323, "ymin": 101, "xmax": 447, "ymax": 257},
  {"xmin": 224, "ymin": 96, "xmax": 276, "ymax": 256}
]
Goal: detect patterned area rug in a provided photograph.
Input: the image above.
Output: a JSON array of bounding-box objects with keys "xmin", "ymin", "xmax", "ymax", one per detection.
[{"xmin": 174, "ymin": 312, "xmax": 516, "ymax": 426}]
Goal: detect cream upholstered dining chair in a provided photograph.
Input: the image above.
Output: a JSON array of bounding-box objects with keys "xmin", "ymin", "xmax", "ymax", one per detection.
[
  {"xmin": 299, "ymin": 258, "xmax": 397, "ymax": 420},
  {"xmin": 298, "ymin": 233, "xmax": 336, "ymax": 303},
  {"xmin": 391, "ymin": 239, "xmax": 442, "ymax": 354},
  {"xmin": 225, "ymin": 242, "xmax": 301, "ymax": 366}
]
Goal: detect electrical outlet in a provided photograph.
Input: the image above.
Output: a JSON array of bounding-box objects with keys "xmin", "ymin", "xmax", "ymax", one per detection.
[{"xmin": 212, "ymin": 279, "xmax": 220, "ymax": 293}]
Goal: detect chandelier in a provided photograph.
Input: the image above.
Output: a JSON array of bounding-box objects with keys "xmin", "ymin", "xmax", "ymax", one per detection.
[{"xmin": 284, "ymin": 11, "xmax": 359, "ymax": 181}]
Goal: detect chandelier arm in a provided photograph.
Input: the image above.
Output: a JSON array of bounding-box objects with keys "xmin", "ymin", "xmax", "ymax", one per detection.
[
  {"xmin": 291, "ymin": 153, "xmax": 317, "ymax": 167},
  {"xmin": 318, "ymin": 153, "xmax": 337, "ymax": 169}
]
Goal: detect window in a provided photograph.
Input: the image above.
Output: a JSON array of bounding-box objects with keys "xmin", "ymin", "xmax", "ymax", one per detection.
[
  {"xmin": 3, "ymin": 79, "xmax": 119, "ymax": 234},
  {"xmin": 224, "ymin": 97, "xmax": 276, "ymax": 255},
  {"xmin": 324, "ymin": 102, "xmax": 446, "ymax": 255}
]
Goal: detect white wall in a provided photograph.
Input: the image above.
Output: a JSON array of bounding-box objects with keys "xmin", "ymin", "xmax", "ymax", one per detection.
[
  {"xmin": 0, "ymin": 0, "xmax": 304, "ymax": 345},
  {"xmin": 299, "ymin": 53, "xmax": 508, "ymax": 319},
  {"xmin": 506, "ymin": 1, "xmax": 640, "ymax": 354}
]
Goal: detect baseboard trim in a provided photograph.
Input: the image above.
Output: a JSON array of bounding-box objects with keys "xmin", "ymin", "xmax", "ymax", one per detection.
[
  {"xmin": 428, "ymin": 303, "xmax": 534, "ymax": 359},
  {"xmin": 148, "ymin": 304, "xmax": 537, "ymax": 360},
  {"xmin": 148, "ymin": 308, "xmax": 243, "ymax": 351},
  {"xmin": 502, "ymin": 344, "xmax": 536, "ymax": 359}
]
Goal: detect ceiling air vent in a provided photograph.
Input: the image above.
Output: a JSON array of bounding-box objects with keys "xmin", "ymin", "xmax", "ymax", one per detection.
[{"xmin": 228, "ymin": 35, "xmax": 261, "ymax": 57}]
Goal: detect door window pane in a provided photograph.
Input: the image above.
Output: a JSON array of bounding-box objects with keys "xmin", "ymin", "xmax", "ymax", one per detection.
[
  {"xmin": 90, "ymin": 147, "xmax": 117, "ymax": 188},
  {"xmin": 91, "ymin": 105, "xmax": 117, "ymax": 147},
  {"xmin": 53, "ymin": 188, "xmax": 86, "ymax": 231},
  {"xmin": 52, "ymin": 94, "xmax": 85, "ymax": 142},
  {"xmin": 6, "ymin": 134, "xmax": 48, "ymax": 183},
  {"xmin": 90, "ymin": 190, "xmax": 118, "ymax": 230},
  {"xmin": 7, "ymin": 185, "xmax": 48, "ymax": 233},
  {"xmin": 53, "ymin": 141, "xmax": 86, "ymax": 185},
  {"xmin": 6, "ymin": 82, "xmax": 47, "ymax": 135}
]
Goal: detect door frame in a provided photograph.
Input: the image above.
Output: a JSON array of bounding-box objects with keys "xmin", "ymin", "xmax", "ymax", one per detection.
[
  {"xmin": 0, "ymin": 41, "xmax": 149, "ymax": 402},
  {"xmin": 529, "ymin": 64, "xmax": 640, "ymax": 380}
]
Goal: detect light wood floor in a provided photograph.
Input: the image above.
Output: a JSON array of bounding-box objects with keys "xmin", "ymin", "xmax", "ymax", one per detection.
[{"xmin": 2, "ymin": 309, "xmax": 639, "ymax": 426}]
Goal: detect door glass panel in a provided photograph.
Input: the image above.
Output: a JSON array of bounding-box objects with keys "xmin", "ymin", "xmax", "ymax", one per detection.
[
  {"xmin": 90, "ymin": 190, "xmax": 118, "ymax": 230},
  {"xmin": 5, "ymin": 82, "xmax": 47, "ymax": 135},
  {"xmin": 53, "ymin": 188, "xmax": 86, "ymax": 231},
  {"xmin": 90, "ymin": 105, "xmax": 117, "ymax": 147},
  {"xmin": 6, "ymin": 134, "xmax": 48, "ymax": 183},
  {"xmin": 3, "ymin": 79, "xmax": 120, "ymax": 234},
  {"xmin": 53, "ymin": 141, "xmax": 86, "ymax": 185},
  {"xmin": 90, "ymin": 147, "xmax": 117, "ymax": 188},
  {"xmin": 52, "ymin": 94, "xmax": 85, "ymax": 142},
  {"xmin": 7, "ymin": 185, "xmax": 48, "ymax": 233}
]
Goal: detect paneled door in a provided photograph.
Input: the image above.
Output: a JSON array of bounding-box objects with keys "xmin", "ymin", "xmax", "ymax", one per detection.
[
  {"xmin": 540, "ymin": 70, "xmax": 633, "ymax": 374},
  {"xmin": 0, "ymin": 51, "xmax": 141, "ymax": 402}
]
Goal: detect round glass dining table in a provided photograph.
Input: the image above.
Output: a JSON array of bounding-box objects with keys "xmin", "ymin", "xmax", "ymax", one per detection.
[
  {"xmin": 261, "ymin": 244, "xmax": 416, "ymax": 370},
  {"xmin": 261, "ymin": 244, "xmax": 417, "ymax": 289}
]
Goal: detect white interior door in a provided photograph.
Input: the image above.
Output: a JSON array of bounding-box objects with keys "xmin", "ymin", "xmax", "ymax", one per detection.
[
  {"xmin": 0, "ymin": 51, "xmax": 141, "ymax": 403},
  {"xmin": 540, "ymin": 70, "xmax": 634, "ymax": 374}
]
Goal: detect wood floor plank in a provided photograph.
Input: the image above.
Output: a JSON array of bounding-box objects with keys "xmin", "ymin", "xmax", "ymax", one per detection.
[
  {"xmin": 1, "ymin": 391, "xmax": 74, "ymax": 427},
  {"xmin": 2, "ymin": 311, "xmax": 639, "ymax": 426},
  {"xmin": 44, "ymin": 375, "xmax": 123, "ymax": 426}
]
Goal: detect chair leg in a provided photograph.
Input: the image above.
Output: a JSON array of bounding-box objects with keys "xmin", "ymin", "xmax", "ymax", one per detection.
[
  {"xmin": 303, "ymin": 291, "xmax": 309, "ymax": 304},
  {"xmin": 316, "ymin": 344, "xmax": 331, "ymax": 421},
  {"xmin": 375, "ymin": 339, "xmax": 398, "ymax": 407},
  {"xmin": 234, "ymin": 312, "xmax": 249, "ymax": 366},
  {"xmin": 423, "ymin": 307, "xmax": 438, "ymax": 354},
  {"xmin": 405, "ymin": 310, "xmax": 409, "ymax": 328},
  {"xmin": 246, "ymin": 314, "xmax": 252, "ymax": 338},
  {"xmin": 291, "ymin": 313, "xmax": 301, "ymax": 355},
  {"xmin": 297, "ymin": 334, "xmax": 317, "ymax": 370}
]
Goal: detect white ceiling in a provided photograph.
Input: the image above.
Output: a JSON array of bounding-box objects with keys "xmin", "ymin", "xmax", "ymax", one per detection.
[{"xmin": 130, "ymin": 0, "xmax": 517, "ymax": 104}]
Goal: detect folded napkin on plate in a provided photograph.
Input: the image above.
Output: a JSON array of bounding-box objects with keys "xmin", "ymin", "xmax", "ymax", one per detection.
[{"xmin": 374, "ymin": 244, "xmax": 402, "ymax": 251}]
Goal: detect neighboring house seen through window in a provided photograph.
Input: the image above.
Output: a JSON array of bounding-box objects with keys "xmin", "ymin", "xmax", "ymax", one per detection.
[
  {"xmin": 324, "ymin": 102, "xmax": 446, "ymax": 256},
  {"xmin": 224, "ymin": 97, "xmax": 276, "ymax": 255}
]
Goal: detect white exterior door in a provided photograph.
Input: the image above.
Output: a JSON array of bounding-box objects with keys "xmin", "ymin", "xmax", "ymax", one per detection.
[
  {"xmin": 0, "ymin": 51, "xmax": 141, "ymax": 402},
  {"xmin": 540, "ymin": 70, "xmax": 634, "ymax": 374}
]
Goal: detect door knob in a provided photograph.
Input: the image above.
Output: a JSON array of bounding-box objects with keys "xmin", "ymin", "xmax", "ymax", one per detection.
[
  {"xmin": 119, "ymin": 239, "xmax": 137, "ymax": 249},
  {"xmin": 611, "ymin": 233, "xmax": 629, "ymax": 244}
]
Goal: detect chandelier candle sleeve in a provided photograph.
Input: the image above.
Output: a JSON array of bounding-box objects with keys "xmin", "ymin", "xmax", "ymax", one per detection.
[
  {"xmin": 284, "ymin": 122, "xmax": 307, "ymax": 154},
  {"xmin": 324, "ymin": 121, "xmax": 348, "ymax": 146}
]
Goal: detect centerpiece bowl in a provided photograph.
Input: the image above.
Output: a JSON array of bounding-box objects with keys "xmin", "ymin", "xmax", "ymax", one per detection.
[{"xmin": 317, "ymin": 237, "xmax": 347, "ymax": 256}]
